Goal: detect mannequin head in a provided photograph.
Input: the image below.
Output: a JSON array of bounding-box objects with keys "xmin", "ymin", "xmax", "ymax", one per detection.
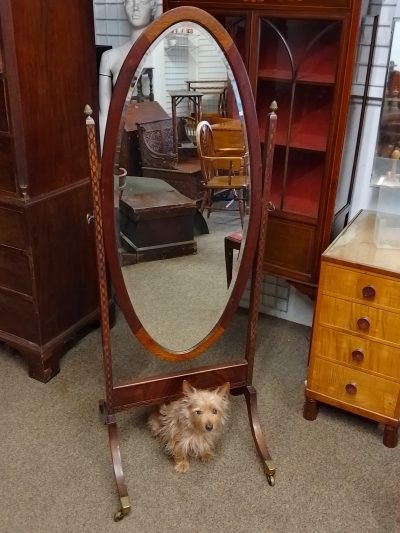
[{"xmin": 124, "ymin": 0, "xmax": 158, "ymax": 29}]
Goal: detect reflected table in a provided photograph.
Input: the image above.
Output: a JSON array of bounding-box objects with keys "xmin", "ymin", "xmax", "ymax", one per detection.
[{"xmin": 169, "ymin": 90, "xmax": 203, "ymax": 152}]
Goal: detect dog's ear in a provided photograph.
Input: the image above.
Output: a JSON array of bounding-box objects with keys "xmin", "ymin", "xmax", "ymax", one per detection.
[
  {"xmin": 182, "ymin": 380, "xmax": 196, "ymax": 395},
  {"xmin": 215, "ymin": 382, "xmax": 230, "ymax": 397}
]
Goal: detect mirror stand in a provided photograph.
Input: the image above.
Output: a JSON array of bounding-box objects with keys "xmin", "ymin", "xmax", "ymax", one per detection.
[
  {"xmin": 85, "ymin": 100, "xmax": 277, "ymax": 521},
  {"xmin": 85, "ymin": 100, "xmax": 277, "ymax": 520}
]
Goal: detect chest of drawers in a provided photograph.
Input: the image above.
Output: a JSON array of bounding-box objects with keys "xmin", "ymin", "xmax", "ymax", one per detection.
[{"xmin": 304, "ymin": 210, "xmax": 400, "ymax": 447}]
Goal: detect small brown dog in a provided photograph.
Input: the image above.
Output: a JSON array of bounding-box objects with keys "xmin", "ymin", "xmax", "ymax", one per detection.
[{"xmin": 148, "ymin": 380, "xmax": 230, "ymax": 473}]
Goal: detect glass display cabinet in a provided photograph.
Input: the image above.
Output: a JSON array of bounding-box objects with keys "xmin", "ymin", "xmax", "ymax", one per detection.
[
  {"xmin": 164, "ymin": 0, "xmax": 362, "ymax": 294},
  {"xmin": 371, "ymin": 18, "xmax": 400, "ymax": 188}
]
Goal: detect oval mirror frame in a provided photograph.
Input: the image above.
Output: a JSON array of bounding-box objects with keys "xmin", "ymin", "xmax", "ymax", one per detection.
[{"xmin": 101, "ymin": 6, "xmax": 262, "ymax": 362}]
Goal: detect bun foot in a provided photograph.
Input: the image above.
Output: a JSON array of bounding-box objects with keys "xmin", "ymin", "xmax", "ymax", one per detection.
[
  {"xmin": 303, "ymin": 397, "xmax": 318, "ymax": 421},
  {"xmin": 383, "ymin": 425, "xmax": 398, "ymax": 448}
]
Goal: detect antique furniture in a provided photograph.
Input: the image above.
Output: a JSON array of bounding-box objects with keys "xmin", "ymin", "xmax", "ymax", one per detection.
[
  {"xmin": 137, "ymin": 118, "xmax": 178, "ymax": 169},
  {"xmin": 164, "ymin": 0, "xmax": 362, "ymax": 294},
  {"xmin": 170, "ymin": 89, "xmax": 203, "ymax": 152},
  {"xmin": 303, "ymin": 210, "xmax": 400, "ymax": 448},
  {"xmin": 196, "ymin": 120, "xmax": 247, "ymax": 226},
  {"xmin": 142, "ymin": 159, "xmax": 203, "ymax": 200},
  {"xmin": 211, "ymin": 118, "xmax": 245, "ymax": 155},
  {"xmin": 85, "ymin": 7, "xmax": 277, "ymax": 520},
  {"xmin": 119, "ymin": 176, "xmax": 197, "ymax": 262},
  {"xmin": 0, "ymin": 0, "xmax": 99, "ymax": 381},
  {"xmin": 186, "ymin": 79, "xmax": 228, "ymax": 116},
  {"xmin": 132, "ymin": 67, "xmax": 155, "ymax": 103},
  {"xmin": 121, "ymin": 101, "xmax": 170, "ymax": 176}
]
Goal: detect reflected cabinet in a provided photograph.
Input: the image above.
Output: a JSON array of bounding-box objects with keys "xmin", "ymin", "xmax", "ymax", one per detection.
[{"xmin": 164, "ymin": 0, "xmax": 362, "ymax": 292}]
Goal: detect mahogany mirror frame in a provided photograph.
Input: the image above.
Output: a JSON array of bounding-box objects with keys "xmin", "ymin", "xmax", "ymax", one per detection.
[
  {"xmin": 86, "ymin": 6, "xmax": 278, "ymax": 521},
  {"xmin": 101, "ymin": 6, "xmax": 263, "ymax": 361}
]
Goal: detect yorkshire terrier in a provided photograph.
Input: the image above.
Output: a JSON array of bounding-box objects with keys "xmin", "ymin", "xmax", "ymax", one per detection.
[{"xmin": 148, "ymin": 380, "xmax": 230, "ymax": 473}]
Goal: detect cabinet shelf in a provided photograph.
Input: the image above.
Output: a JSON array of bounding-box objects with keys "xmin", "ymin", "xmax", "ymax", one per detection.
[
  {"xmin": 258, "ymin": 70, "xmax": 335, "ymax": 86},
  {"xmin": 257, "ymin": 82, "xmax": 331, "ymax": 152},
  {"xmin": 270, "ymin": 146, "xmax": 322, "ymax": 218}
]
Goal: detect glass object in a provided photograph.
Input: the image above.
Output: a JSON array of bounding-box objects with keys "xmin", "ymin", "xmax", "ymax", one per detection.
[{"xmin": 371, "ymin": 18, "xmax": 400, "ymax": 187}]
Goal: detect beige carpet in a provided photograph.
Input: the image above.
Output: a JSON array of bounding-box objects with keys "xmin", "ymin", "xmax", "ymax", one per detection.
[{"xmin": 1, "ymin": 307, "xmax": 400, "ymax": 533}]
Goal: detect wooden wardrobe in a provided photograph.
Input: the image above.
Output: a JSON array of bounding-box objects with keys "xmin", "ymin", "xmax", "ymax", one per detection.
[{"xmin": 0, "ymin": 1, "xmax": 100, "ymax": 381}]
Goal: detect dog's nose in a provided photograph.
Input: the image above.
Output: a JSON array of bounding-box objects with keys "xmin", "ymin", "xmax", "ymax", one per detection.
[{"xmin": 205, "ymin": 422, "xmax": 213, "ymax": 432}]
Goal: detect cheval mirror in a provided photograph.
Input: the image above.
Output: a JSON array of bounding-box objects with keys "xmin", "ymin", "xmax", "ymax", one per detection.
[{"xmin": 85, "ymin": 6, "xmax": 277, "ymax": 521}]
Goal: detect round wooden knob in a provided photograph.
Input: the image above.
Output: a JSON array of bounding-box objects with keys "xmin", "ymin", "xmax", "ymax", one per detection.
[
  {"xmin": 351, "ymin": 349, "xmax": 364, "ymax": 363},
  {"xmin": 345, "ymin": 383, "xmax": 357, "ymax": 395},
  {"xmin": 357, "ymin": 317, "xmax": 370, "ymax": 331},
  {"xmin": 362, "ymin": 285, "xmax": 375, "ymax": 299}
]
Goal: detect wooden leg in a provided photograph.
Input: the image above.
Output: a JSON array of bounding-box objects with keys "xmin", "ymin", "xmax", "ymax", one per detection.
[
  {"xmin": 383, "ymin": 425, "xmax": 398, "ymax": 448},
  {"xmin": 303, "ymin": 397, "xmax": 319, "ymax": 421},
  {"xmin": 224, "ymin": 237, "xmax": 234, "ymax": 288},
  {"xmin": 235, "ymin": 386, "xmax": 275, "ymax": 485},
  {"xmin": 238, "ymin": 191, "xmax": 244, "ymax": 228},
  {"xmin": 28, "ymin": 355, "xmax": 60, "ymax": 383},
  {"xmin": 206, "ymin": 190, "xmax": 212, "ymax": 219},
  {"xmin": 99, "ymin": 401, "xmax": 131, "ymax": 521}
]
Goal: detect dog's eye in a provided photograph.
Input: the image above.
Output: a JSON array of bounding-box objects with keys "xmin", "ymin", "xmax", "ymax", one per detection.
[
  {"xmin": 195, "ymin": 410, "xmax": 202, "ymax": 415},
  {"xmin": 212, "ymin": 408, "xmax": 218, "ymax": 415}
]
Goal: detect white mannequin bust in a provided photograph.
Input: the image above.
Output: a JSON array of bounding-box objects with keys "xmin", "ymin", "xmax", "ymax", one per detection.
[{"xmin": 98, "ymin": 0, "xmax": 159, "ymax": 150}]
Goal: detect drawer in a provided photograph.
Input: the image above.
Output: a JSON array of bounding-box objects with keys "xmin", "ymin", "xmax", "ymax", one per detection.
[
  {"xmin": 319, "ymin": 294, "xmax": 400, "ymax": 345},
  {"xmin": 0, "ymin": 246, "xmax": 32, "ymax": 295},
  {"xmin": 0, "ymin": 207, "xmax": 27, "ymax": 250},
  {"xmin": 0, "ymin": 288, "xmax": 38, "ymax": 343},
  {"xmin": 312, "ymin": 325, "xmax": 400, "ymax": 380},
  {"xmin": 322, "ymin": 263, "xmax": 400, "ymax": 311},
  {"xmin": 308, "ymin": 358, "xmax": 400, "ymax": 419}
]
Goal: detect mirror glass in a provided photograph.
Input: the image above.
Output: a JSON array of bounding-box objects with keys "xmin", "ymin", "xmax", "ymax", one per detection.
[
  {"xmin": 111, "ymin": 21, "xmax": 250, "ymax": 352},
  {"xmin": 371, "ymin": 18, "xmax": 400, "ymax": 186}
]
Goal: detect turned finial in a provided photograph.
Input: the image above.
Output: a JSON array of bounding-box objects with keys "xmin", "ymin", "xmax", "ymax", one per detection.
[
  {"xmin": 84, "ymin": 104, "xmax": 95, "ymax": 125},
  {"xmin": 270, "ymin": 100, "xmax": 278, "ymax": 113},
  {"xmin": 84, "ymin": 104, "xmax": 93, "ymax": 117}
]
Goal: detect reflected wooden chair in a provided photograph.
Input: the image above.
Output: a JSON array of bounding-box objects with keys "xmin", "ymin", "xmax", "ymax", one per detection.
[
  {"xmin": 224, "ymin": 101, "xmax": 278, "ymax": 287},
  {"xmin": 137, "ymin": 118, "xmax": 178, "ymax": 169},
  {"xmin": 224, "ymin": 230, "xmax": 242, "ymax": 287},
  {"xmin": 195, "ymin": 120, "xmax": 248, "ymax": 227}
]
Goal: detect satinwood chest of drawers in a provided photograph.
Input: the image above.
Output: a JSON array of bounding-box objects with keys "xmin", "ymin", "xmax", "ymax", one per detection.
[{"xmin": 304, "ymin": 210, "xmax": 400, "ymax": 447}]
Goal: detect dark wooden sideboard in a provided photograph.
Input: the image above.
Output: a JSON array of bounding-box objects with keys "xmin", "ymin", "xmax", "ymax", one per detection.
[
  {"xmin": 163, "ymin": 0, "xmax": 362, "ymax": 295},
  {"xmin": 0, "ymin": 0, "xmax": 101, "ymax": 381}
]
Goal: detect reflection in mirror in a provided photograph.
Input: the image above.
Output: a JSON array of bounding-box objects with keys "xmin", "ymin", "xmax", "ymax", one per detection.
[
  {"xmin": 372, "ymin": 18, "xmax": 400, "ymax": 186},
  {"xmin": 112, "ymin": 22, "xmax": 250, "ymax": 352}
]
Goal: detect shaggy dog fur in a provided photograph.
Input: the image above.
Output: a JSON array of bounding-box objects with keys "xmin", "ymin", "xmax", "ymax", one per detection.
[{"xmin": 148, "ymin": 380, "xmax": 230, "ymax": 473}]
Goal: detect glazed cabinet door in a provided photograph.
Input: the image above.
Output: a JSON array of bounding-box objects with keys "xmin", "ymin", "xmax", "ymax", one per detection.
[
  {"xmin": 255, "ymin": 15, "xmax": 344, "ymax": 285},
  {"xmin": 164, "ymin": 1, "xmax": 361, "ymax": 290}
]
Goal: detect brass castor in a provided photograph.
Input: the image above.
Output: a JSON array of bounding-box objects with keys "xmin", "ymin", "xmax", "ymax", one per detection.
[
  {"xmin": 264, "ymin": 460, "xmax": 276, "ymax": 487},
  {"xmin": 267, "ymin": 474, "xmax": 275, "ymax": 487}
]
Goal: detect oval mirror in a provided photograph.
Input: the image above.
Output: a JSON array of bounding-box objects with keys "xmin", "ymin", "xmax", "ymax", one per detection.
[{"xmin": 101, "ymin": 7, "xmax": 262, "ymax": 359}]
